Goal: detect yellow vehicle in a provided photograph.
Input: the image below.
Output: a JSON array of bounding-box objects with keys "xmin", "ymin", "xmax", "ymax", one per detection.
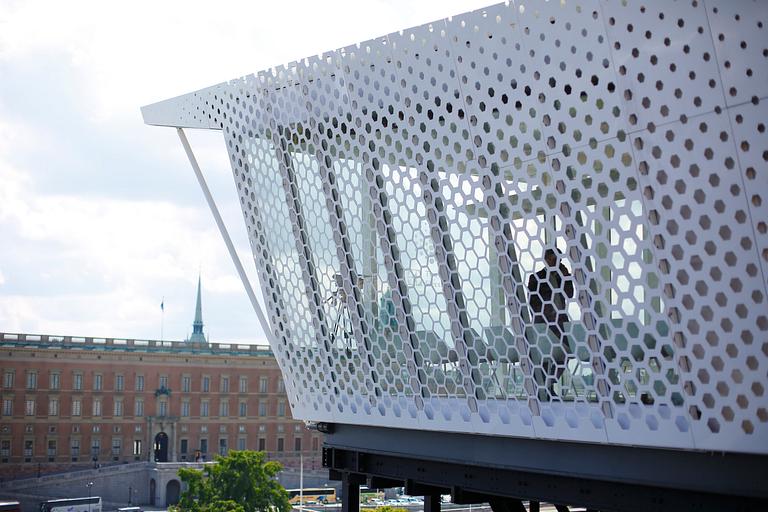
[{"xmin": 287, "ymin": 488, "xmax": 337, "ymax": 505}]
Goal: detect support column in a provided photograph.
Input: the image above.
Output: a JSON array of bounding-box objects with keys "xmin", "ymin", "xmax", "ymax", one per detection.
[
  {"xmin": 553, "ymin": 166, "xmax": 611, "ymax": 415},
  {"xmin": 484, "ymin": 165, "xmax": 538, "ymax": 411},
  {"xmin": 489, "ymin": 497, "xmax": 527, "ymax": 512},
  {"xmin": 176, "ymin": 127, "xmax": 278, "ymax": 347},
  {"xmin": 158, "ymin": 476, "xmax": 167, "ymax": 509},
  {"xmin": 364, "ymin": 154, "xmax": 426, "ymax": 405},
  {"xmin": 361, "ymin": 168, "xmax": 378, "ymax": 321},
  {"xmin": 424, "ymin": 495, "xmax": 441, "ymax": 512},
  {"xmin": 418, "ymin": 160, "xmax": 479, "ymax": 408},
  {"xmin": 270, "ymin": 124, "xmax": 333, "ymax": 358},
  {"xmin": 341, "ymin": 473, "xmax": 360, "ymax": 512},
  {"xmin": 146, "ymin": 417, "xmax": 152, "ymax": 463},
  {"xmin": 218, "ymin": 122, "xmax": 301, "ymax": 400},
  {"xmin": 310, "ymin": 122, "xmax": 380, "ymax": 401},
  {"xmin": 488, "ymin": 234, "xmax": 509, "ymax": 400},
  {"xmin": 170, "ymin": 422, "xmax": 176, "ymax": 462},
  {"xmin": 489, "ymin": 236, "xmax": 506, "ymax": 327}
]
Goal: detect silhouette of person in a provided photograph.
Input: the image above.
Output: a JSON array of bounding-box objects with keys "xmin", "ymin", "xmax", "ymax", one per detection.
[{"xmin": 528, "ymin": 248, "xmax": 575, "ymax": 398}]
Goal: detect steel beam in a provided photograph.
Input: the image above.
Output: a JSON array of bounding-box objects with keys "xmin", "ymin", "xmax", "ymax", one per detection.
[
  {"xmin": 364, "ymin": 153, "xmax": 427, "ymax": 406},
  {"xmin": 341, "ymin": 472, "xmax": 362, "ymax": 512},
  {"xmin": 176, "ymin": 128, "xmax": 276, "ymax": 346},
  {"xmin": 424, "ymin": 495, "xmax": 441, "ymax": 512},
  {"xmin": 484, "ymin": 164, "xmax": 539, "ymax": 412},
  {"xmin": 309, "ymin": 122, "xmax": 380, "ymax": 400},
  {"xmin": 270, "ymin": 124, "xmax": 333, "ymax": 356},
  {"xmin": 418, "ymin": 159, "xmax": 479, "ymax": 409},
  {"xmin": 553, "ymin": 168, "xmax": 611, "ymax": 416}
]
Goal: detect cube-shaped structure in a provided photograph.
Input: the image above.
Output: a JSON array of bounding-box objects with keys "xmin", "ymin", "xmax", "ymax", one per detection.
[{"xmin": 144, "ymin": 1, "xmax": 768, "ymax": 507}]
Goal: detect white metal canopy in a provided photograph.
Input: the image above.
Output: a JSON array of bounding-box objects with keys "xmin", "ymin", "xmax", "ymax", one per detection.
[{"xmin": 143, "ymin": 0, "xmax": 768, "ymax": 456}]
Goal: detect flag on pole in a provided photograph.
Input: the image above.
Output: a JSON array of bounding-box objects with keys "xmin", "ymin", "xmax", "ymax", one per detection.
[{"xmin": 161, "ymin": 298, "xmax": 164, "ymax": 311}]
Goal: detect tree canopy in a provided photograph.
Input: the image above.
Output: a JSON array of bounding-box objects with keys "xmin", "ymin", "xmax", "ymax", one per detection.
[{"xmin": 173, "ymin": 450, "xmax": 291, "ymax": 512}]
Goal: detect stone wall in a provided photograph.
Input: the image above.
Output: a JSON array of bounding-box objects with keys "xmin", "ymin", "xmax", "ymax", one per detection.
[
  {"xmin": 0, "ymin": 461, "xmax": 332, "ymax": 511},
  {"xmin": 0, "ymin": 462, "xmax": 197, "ymax": 511}
]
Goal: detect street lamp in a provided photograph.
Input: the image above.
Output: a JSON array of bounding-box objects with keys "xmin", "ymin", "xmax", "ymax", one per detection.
[{"xmin": 87, "ymin": 481, "xmax": 94, "ymax": 512}]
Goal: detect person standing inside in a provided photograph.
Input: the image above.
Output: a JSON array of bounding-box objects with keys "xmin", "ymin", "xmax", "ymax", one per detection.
[{"xmin": 528, "ymin": 248, "xmax": 575, "ymax": 398}]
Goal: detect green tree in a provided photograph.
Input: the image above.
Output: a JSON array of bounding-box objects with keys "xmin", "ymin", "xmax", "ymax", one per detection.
[
  {"xmin": 176, "ymin": 450, "xmax": 291, "ymax": 512},
  {"xmin": 199, "ymin": 500, "xmax": 246, "ymax": 512},
  {"xmin": 171, "ymin": 501, "xmax": 246, "ymax": 512}
]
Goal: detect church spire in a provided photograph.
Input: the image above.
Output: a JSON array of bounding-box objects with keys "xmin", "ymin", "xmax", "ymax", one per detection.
[{"xmin": 188, "ymin": 275, "xmax": 207, "ymax": 343}]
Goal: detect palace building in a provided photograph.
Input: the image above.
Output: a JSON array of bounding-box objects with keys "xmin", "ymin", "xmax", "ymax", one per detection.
[{"xmin": 0, "ymin": 281, "xmax": 323, "ymax": 480}]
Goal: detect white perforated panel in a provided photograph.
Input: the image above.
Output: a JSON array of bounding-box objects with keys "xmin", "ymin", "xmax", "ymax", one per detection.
[{"xmin": 143, "ymin": 0, "xmax": 768, "ymax": 454}]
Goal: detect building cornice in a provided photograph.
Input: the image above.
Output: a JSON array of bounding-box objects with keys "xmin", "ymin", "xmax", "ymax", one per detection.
[{"xmin": 0, "ymin": 332, "xmax": 273, "ymax": 358}]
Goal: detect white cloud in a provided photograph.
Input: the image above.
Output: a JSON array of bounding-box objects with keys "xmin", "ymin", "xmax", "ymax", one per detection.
[
  {"xmin": 0, "ymin": 0, "xmax": 492, "ymax": 343},
  {"xmin": 0, "ymin": 120, "xmax": 263, "ymax": 341},
  {"xmin": 0, "ymin": 0, "xmax": 492, "ymax": 121}
]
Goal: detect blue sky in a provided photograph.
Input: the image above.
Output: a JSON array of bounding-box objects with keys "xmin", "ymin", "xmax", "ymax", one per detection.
[{"xmin": 0, "ymin": 0, "xmax": 491, "ymax": 344}]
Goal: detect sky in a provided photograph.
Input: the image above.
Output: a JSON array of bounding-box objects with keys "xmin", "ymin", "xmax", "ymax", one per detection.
[{"xmin": 0, "ymin": 0, "xmax": 494, "ymax": 344}]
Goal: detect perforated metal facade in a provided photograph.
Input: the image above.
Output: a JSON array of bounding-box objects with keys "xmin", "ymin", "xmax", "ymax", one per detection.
[{"xmin": 143, "ymin": 0, "xmax": 768, "ymax": 455}]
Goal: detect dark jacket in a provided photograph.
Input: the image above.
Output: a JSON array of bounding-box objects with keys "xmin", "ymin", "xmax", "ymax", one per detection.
[{"xmin": 527, "ymin": 263, "xmax": 574, "ymax": 324}]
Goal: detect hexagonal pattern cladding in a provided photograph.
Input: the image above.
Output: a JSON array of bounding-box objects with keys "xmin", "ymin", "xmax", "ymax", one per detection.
[{"xmin": 142, "ymin": 0, "xmax": 768, "ymax": 454}]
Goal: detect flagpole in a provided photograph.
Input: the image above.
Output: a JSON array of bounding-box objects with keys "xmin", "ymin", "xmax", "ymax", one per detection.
[{"xmin": 161, "ymin": 297, "xmax": 165, "ymax": 342}]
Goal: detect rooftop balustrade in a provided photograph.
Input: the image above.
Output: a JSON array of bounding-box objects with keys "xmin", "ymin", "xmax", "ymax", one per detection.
[{"xmin": 0, "ymin": 332, "xmax": 272, "ymax": 356}]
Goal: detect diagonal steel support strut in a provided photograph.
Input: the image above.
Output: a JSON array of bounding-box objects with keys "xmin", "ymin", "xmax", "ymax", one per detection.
[{"xmin": 176, "ymin": 127, "xmax": 277, "ymax": 346}]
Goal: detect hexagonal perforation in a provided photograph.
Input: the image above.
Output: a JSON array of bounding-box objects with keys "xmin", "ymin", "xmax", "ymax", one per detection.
[
  {"xmin": 601, "ymin": 1, "xmax": 726, "ymax": 128},
  {"xmin": 143, "ymin": 0, "xmax": 768, "ymax": 455},
  {"xmin": 707, "ymin": 0, "xmax": 768, "ymax": 106}
]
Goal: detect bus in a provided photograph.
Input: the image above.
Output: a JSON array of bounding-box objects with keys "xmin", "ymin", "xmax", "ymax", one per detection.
[
  {"xmin": 0, "ymin": 502, "xmax": 21, "ymax": 512},
  {"xmin": 39, "ymin": 497, "xmax": 102, "ymax": 512},
  {"xmin": 287, "ymin": 488, "xmax": 337, "ymax": 505}
]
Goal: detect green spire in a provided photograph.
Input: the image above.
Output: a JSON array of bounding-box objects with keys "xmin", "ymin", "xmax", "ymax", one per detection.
[{"xmin": 189, "ymin": 275, "xmax": 207, "ymax": 343}]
